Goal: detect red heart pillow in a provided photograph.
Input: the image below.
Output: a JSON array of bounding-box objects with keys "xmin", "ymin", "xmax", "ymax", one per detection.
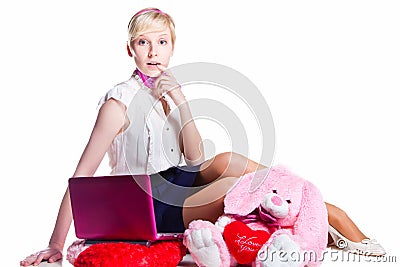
[
  {"xmin": 74, "ymin": 241, "xmax": 186, "ymax": 267},
  {"xmin": 223, "ymin": 221, "xmax": 271, "ymax": 264}
]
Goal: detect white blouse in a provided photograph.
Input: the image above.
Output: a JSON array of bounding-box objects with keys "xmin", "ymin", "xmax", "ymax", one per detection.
[{"xmin": 98, "ymin": 75, "xmax": 183, "ymax": 175}]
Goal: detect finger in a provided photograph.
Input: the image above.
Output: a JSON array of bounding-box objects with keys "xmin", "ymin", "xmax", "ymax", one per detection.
[
  {"xmin": 20, "ymin": 257, "xmax": 30, "ymax": 265},
  {"xmin": 48, "ymin": 251, "xmax": 62, "ymax": 263},
  {"xmin": 163, "ymin": 82, "xmax": 180, "ymax": 94},
  {"xmin": 20, "ymin": 259, "xmax": 29, "ymax": 266},
  {"xmin": 156, "ymin": 64, "xmax": 167, "ymax": 72},
  {"xmin": 154, "ymin": 77, "xmax": 176, "ymax": 95},
  {"xmin": 33, "ymin": 253, "xmax": 45, "ymax": 266},
  {"xmin": 165, "ymin": 81, "xmax": 181, "ymax": 90},
  {"xmin": 154, "ymin": 75, "xmax": 167, "ymax": 89},
  {"xmin": 157, "ymin": 81, "xmax": 176, "ymax": 95},
  {"xmin": 156, "ymin": 64, "xmax": 174, "ymax": 78},
  {"xmin": 161, "ymin": 82, "xmax": 182, "ymax": 96},
  {"xmin": 155, "ymin": 77, "xmax": 179, "ymax": 93},
  {"xmin": 20, "ymin": 253, "xmax": 38, "ymax": 266}
]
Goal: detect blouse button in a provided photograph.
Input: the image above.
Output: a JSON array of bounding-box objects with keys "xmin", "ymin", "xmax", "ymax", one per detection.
[
  {"xmin": 170, "ymin": 148, "xmax": 174, "ymax": 152},
  {"xmin": 166, "ymin": 127, "xmax": 170, "ymax": 131}
]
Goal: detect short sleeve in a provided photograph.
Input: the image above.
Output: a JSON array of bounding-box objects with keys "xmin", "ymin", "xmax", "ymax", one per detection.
[{"xmin": 97, "ymin": 79, "xmax": 139, "ymax": 109}]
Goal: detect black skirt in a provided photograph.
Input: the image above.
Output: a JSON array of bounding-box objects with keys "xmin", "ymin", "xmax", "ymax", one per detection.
[{"xmin": 150, "ymin": 163, "xmax": 204, "ymax": 233}]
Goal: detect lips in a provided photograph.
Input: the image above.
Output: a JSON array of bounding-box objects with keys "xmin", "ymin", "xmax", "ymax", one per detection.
[{"xmin": 147, "ymin": 62, "xmax": 160, "ymax": 66}]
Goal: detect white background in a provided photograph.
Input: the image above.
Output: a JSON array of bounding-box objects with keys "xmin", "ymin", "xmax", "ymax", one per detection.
[{"xmin": 1, "ymin": 0, "xmax": 399, "ymax": 266}]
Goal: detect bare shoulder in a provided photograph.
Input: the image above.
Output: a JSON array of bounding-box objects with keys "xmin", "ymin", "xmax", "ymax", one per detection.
[
  {"xmin": 99, "ymin": 98, "xmax": 126, "ymax": 116},
  {"xmin": 94, "ymin": 98, "xmax": 126, "ymax": 132}
]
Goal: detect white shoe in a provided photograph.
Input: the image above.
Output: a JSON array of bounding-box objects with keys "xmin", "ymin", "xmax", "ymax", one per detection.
[{"xmin": 328, "ymin": 225, "xmax": 386, "ymax": 256}]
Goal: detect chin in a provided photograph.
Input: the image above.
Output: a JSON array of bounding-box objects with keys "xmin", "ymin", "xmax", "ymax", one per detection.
[
  {"xmin": 148, "ymin": 70, "xmax": 163, "ymax": 77},
  {"xmin": 139, "ymin": 68, "xmax": 159, "ymax": 77}
]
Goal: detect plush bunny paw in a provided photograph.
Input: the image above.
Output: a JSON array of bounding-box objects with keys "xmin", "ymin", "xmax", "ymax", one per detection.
[
  {"xmin": 184, "ymin": 220, "xmax": 231, "ymax": 267},
  {"xmin": 256, "ymin": 234, "xmax": 303, "ymax": 267}
]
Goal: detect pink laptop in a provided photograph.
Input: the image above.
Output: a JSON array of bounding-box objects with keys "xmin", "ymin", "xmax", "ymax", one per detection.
[{"xmin": 68, "ymin": 175, "xmax": 183, "ymax": 242}]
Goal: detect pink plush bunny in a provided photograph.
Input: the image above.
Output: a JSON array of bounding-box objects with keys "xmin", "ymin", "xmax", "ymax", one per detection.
[{"xmin": 183, "ymin": 166, "xmax": 328, "ymax": 267}]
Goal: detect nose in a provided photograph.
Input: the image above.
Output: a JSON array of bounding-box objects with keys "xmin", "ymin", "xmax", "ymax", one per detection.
[
  {"xmin": 148, "ymin": 44, "xmax": 158, "ymax": 57},
  {"xmin": 271, "ymin": 195, "xmax": 283, "ymax": 206}
]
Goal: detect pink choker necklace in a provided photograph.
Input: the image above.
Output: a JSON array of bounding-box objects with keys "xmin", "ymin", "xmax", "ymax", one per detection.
[{"xmin": 133, "ymin": 68, "xmax": 157, "ymax": 88}]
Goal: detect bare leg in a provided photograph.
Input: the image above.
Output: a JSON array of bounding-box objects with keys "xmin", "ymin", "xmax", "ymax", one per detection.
[
  {"xmin": 182, "ymin": 177, "xmax": 238, "ymax": 228},
  {"xmin": 194, "ymin": 152, "xmax": 370, "ymax": 243},
  {"xmin": 326, "ymin": 203, "xmax": 368, "ymax": 242},
  {"xmin": 195, "ymin": 152, "xmax": 266, "ymax": 186}
]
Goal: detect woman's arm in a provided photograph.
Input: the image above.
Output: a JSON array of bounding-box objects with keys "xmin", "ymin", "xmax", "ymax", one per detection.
[
  {"xmin": 154, "ymin": 65, "xmax": 205, "ymax": 166},
  {"xmin": 49, "ymin": 99, "xmax": 126, "ymax": 245},
  {"xmin": 21, "ymin": 99, "xmax": 125, "ymax": 266},
  {"xmin": 176, "ymin": 100, "xmax": 204, "ymax": 165}
]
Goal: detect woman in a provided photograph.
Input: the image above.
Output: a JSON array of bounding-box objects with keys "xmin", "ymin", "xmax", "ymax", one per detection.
[{"xmin": 20, "ymin": 7, "xmax": 385, "ymax": 266}]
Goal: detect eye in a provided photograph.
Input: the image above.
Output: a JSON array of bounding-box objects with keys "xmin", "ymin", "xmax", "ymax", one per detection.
[
  {"xmin": 272, "ymin": 189, "xmax": 277, "ymax": 194},
  {"xmin": 159, "ymin": 39, "xmax": 167, "ymax": 45},
  {"xmin": 138, "ymin": 39, "xmax": 148, "ymax": 45},
  {"xmin": 286, "ymin": 199, "xmax": 291, "ymax": 204}
]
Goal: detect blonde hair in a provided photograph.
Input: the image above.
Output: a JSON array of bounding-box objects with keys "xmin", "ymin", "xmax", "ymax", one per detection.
[{"xmin": 128, "ymin": 7, "xmax": 176, "ymax": 49}]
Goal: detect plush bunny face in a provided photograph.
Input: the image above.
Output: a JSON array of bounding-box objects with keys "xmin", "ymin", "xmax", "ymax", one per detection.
[
  {"xmin": 225, "ymin": 166, "xmax": 315, "ymax": 228},
  {"xmin": 263, "ymin": 175, "xmax": 305, "ymax": 227},
  {"xmin": 260, "ymin": 192, "xmax": 290, "ymax": 219}
]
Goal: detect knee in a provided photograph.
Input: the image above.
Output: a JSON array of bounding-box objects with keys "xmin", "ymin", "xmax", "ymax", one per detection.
[
  {"xmin": 213, "ymin": 152, "xmax": 254, "ymax": 177},
  {"xmin": 213, "ymin": 152, "xmax": 234, "ymax": 176},
  {"xmin": 216, "ymin": 151, "xmax": 234, "ymax": 162}
]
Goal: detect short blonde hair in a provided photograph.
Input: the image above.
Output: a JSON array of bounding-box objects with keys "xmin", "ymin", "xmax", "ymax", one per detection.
[{"xmin": 128, "ymin": 7, "xmax": 176, "ymax": 49}]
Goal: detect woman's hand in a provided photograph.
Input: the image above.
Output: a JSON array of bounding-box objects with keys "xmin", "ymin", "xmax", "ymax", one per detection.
[
  {"xmin": 153, "ymin": 65, "xmax": 205, "ymax": 165},
  {"xmin": 20, "ymin": 246, "xmax": 62, "ymax": 266},
  {"xmin": 153, "ymin": 65, "xmax": 186, "ymax": 106}
]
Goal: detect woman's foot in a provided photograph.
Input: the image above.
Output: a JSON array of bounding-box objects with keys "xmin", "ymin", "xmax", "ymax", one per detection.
[{"xmin": 328, "ymin": 225, "xmax": 386, "ymax": 256}]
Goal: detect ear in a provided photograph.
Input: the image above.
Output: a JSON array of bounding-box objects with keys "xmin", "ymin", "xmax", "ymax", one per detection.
[
  {"xmin": 293, "ymin": 181, "xmax": 328, "ymax": 260},
  {"xmin": 126, "ymin": 43, "xmax": 133, "ymax": 57}
]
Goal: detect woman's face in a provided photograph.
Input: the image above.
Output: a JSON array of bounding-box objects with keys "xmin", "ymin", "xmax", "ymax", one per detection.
[{"xmin": 130, "ymin": 27, "xmax": 174, "ymax": 77}]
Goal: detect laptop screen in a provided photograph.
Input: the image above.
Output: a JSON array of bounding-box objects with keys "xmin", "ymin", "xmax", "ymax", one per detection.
[{"xmin": 69, "ymin": 175, "xmax": 158, "ymax": 241}]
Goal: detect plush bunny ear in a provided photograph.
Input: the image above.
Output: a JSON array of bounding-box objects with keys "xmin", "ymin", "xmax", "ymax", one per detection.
[
  {"xmin": 293, "ymin": 181, "xmax": 328, "ymax": 265},
  {"xmin": 248, "ymin": 167, "xmax": 270, "ymax": 193}
]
